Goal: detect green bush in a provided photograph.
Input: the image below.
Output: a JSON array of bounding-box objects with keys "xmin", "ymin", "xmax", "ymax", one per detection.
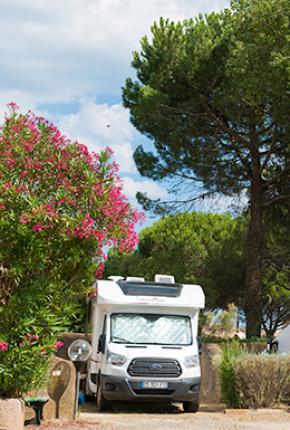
[
  {"xmin": 213, "ymin": 340, "xmax": 245, "ymax": 408},
  {"xmin": 201, "ymin": 335, "xmax": 268, "ymax": 346},
  {"xmin": 0, "ymin": 334, "xmax": 62, "ymax": 398},
  {"xmin": 235, "ymin": 354, "xmax": 290, "ymax": 408},
  {"xmin": 0, "ymin": 105, "xmax": 141, "ymax": 398}
]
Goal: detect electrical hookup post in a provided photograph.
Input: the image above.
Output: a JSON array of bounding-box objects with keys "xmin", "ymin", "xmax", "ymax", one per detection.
[{"xmin": 68, "ymin": 339, "xmax": 92, "ymax": 419}]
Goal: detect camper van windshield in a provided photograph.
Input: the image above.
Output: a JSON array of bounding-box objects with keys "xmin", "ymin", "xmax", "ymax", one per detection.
[{"xmin": 111, "ymin": 313, "xmax": 192, "ymax": 345}]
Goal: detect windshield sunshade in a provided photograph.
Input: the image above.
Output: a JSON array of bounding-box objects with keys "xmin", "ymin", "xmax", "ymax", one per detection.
[{"xmin": 111, "ymin": 313, "xmax": 192, "ymax": 345}]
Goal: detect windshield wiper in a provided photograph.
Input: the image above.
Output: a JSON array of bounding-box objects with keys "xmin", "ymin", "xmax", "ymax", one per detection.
[{"xmin": 112, "ymin": 336, "xmax": 133, "ymax": 344}]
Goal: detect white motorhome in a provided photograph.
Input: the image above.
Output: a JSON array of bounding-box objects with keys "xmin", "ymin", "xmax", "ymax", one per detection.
[
  {"xmin": 86, "ymin": 275, "xmax": 205, "ymax": 412},
  {"xmin": 269, "ymin": 323, "xmax": 290, "ymax": 354}
]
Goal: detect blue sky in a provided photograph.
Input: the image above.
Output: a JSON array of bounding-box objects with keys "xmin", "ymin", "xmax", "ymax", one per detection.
[{"xmin": 0, "ymin": 0, "xmax": 231, "ymax": 221}]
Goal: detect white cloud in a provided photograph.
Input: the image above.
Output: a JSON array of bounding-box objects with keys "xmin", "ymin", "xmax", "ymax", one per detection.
[
  {"xmin": 0, "ymin": 0, "xmax": 229, "ymax": 106},
  {"xmin": 0, "ymin": 0, "xmax": 231, "ymax": 220},
  {"xmin": 54, "ymin": 98, "xmax": 169, "ymax": 206},
  {"xmin": 122, "ymin": 176, "xmax": 168, "ymax": 202},
  {"xmin": 55, "ymin": 97, "xmax": 137, "ymax": 173},
  {"xmin": 196, "ymin": 192, "xmax": 248, "ymax": 215}
]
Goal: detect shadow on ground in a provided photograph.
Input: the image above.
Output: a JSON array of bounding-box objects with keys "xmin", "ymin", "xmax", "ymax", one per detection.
[{"xmin": 81, "ymin": 399, "xmax": 224, "ymax": 414}]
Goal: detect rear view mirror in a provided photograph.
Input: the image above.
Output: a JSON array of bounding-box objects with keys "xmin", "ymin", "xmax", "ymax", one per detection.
[
  {"xmin": 268, "ymin": 340, "xmax": 278, "ymax": 354},
  {"xmin": 98, "ymin": 334, "xmax": 106, "ymax": 353},
  {"xmin": 197, "ymin": 336, "xmax": 202, "ymax": 355}
]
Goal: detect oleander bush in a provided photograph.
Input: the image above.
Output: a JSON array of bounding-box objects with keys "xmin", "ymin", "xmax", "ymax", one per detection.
[
  {"xmin": 235, "ymin": 354, "xmax": 290, "ymax": 408},
  {"xmin": 0, "ymin": 335, "xmax": 63, "ymax": 398},
  {"xmin": 0, "ymin": 103, "xmax": 142, "ymax": 398}
]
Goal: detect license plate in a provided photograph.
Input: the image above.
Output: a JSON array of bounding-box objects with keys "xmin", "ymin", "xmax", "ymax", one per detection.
[{"xmin": 140, "ymin": 381, "xmax": 168, "ymax": 389}]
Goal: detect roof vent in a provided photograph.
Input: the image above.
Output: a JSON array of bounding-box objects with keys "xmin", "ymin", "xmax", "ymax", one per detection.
[
  {"xmin": 155, "ymin": 274, "xmax": 175, "ymax": 284},
  {"xmin": 108, "ymin": 276, "xmax": 124, "ymax": 282},
  {"xmin": 126, "ymin": 276, "xmax": 145, "ymax": 282}
]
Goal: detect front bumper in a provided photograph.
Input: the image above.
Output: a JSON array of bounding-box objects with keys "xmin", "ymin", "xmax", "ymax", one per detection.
[{"xmin": 99, "ymin": 374, "xmax": 200, "ymax": 402}]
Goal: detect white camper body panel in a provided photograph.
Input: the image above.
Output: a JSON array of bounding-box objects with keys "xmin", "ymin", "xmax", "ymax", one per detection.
[
  {"xmin": 275, "ymin": 324, "xmax": 290, "ymax": 354},
  {"xmin": 86, "ymin": 277, "xmax": 205, "ymax": 408},
  {"xmin": 95, "ymin": 279, "xmax": 205, "ymax": 309},
  {"xmin": 88, "ymin": 305, "xmax": 200, "ymax": 380}
]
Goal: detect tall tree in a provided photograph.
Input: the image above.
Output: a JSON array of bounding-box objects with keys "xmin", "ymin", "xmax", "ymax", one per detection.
[
  {"xmin": 106, "ymin": 212, "xmax": 246, "ymax": 308},
  {"xmin": 262, "ymin": 198, "xmax": 290, "ymax": 336},
  {"xmin": 123, "ymin": 0, "xmax": 290, "ymax": 337}
]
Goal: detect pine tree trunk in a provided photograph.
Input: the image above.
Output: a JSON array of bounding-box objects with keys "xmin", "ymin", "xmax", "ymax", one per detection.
[{"xmin": 245, "ymin": 147, "xmax": 264, "ymax": 338}]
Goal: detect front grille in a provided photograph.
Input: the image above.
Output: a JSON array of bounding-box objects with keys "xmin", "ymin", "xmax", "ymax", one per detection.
[
  {"xmin": 133, "ymin": 389, "xmax": 174, "ymax": 395},
  {"xmin": 128, "ymin": 358, "xmax": 182, "ymax": 378}
]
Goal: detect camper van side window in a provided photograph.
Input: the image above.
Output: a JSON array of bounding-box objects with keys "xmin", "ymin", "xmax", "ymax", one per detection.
[
  {"xmin": 97, "ymin": 315, "xmax": 107, "ymax": 354},
  {"xmin": 102, "ymin": 315, "xmax": 107, "ymax": 335}
]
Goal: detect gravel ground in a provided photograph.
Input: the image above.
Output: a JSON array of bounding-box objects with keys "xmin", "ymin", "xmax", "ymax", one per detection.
[{"xmin": 26, "ymin": 402, "xmax": 290, "ymax": 430}]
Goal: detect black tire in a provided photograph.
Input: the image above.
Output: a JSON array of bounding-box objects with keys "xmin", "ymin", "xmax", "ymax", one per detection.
[
  {"xmin": 96, "ymin": 386, "xmax": 110, "ymax": 412},
  {"xmin": 183, "ymin": 400, "xmax": 199, "ymax": 413}
]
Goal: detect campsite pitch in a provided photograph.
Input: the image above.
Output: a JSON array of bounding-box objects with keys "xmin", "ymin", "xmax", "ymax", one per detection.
[{"xmin": 26, "ymin": 402, "xmax": 290, "ymax": 430}]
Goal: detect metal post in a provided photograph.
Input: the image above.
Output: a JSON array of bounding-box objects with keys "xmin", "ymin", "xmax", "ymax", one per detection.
[
  {"xmin": 68, "ymin": 340, "xmax": 92, "ymax": 419},
  {"xmin": 74, "ymin": 369, "xmax": 80, "ymax": 419}
]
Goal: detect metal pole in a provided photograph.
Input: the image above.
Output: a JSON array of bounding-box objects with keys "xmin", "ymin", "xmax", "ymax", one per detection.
[{"xmin": 74, "ymin": 369, "xmax": 80, "ymax": 419}]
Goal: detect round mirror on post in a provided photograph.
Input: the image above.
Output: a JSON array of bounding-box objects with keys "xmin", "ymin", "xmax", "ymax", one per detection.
[
  {"xmin": 68, "ymin": 339, "xmax": 92, "ymax": 362},
  {"xmin": 68, "ymin": 339, "xmax": 91, "ymax": 419}
]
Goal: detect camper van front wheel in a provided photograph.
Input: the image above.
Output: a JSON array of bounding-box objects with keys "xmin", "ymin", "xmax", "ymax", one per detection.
[
  {"xmin": 183, "ymin": 401, "xmax": 199, "ymax": 413},
  {"xmin": 96, "ymin": 386, "xmax": 110, "ymax": 412}
]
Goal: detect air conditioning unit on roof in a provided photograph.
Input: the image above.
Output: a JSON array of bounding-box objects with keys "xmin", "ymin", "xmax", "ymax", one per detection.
[{"xmin": 155, "ymin": 274, "xmax": 175, "ymax": 284}]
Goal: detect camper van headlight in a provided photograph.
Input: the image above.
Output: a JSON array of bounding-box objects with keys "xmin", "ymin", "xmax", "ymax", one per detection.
[
  {"xmin": 184, "ymin": 355, "xmax": 199, "ymax": 368},
  {"xmin": 107, "ymin": 351, "xmax": 127, "ymax": 366}
]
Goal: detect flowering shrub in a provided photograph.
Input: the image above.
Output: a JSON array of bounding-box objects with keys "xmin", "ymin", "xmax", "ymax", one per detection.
[
  {"xmin": 0, "ymin": 103, "xmax": 143, "ymax": 397},
  {"xmin": 0, "ymin": 334, "xmax": 63, "ymax": 398}
]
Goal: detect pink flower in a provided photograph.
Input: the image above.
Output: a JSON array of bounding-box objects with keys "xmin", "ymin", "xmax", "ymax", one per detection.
[
  {"xmin": 15, "ymin": 185, "xmax": 27, "ymax": 193},
  {"xmin": 19, "ymin": 215, "xmax": 30, "ymax": 225},
  {"xmin": 95, "ymin": 262, "xmax": 105, "ymax": 279},
  {"xmin": 55, "ymin": 341, "xmax": 64, "ymax": 349},
  {"xmin": 105, "ymin": 146, "xmax": 114, "ymax": 156},
  {"xmin": 7, "ymin": 102, "xmax": 19, "ymax": 111},
  {"xmin": 33, "ymin": 224, "xmax": 43, "ymax": 232},
  {"xmin": 27, "ymin": 334, "xmax": 38, "ymax": 341},
  {"xmin": 45, "ymin": 204, "xmax": 54, "ymax": 212},
  {"xmin": 0, "ymin": 340, "xmax": 8, "ymax": 351},
  {"xmin": 3, "ymin": 182, "xmax": 11, "ymax": 190},
  {"xmin": 23, "ymin": 142, "xmax": 34, "ymax": 152}
]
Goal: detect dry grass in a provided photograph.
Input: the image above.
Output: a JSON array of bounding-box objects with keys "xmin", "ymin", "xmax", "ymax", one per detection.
[{"xmin": 235, "ymin": 354, "xmax": 290, "ymax": 408}]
